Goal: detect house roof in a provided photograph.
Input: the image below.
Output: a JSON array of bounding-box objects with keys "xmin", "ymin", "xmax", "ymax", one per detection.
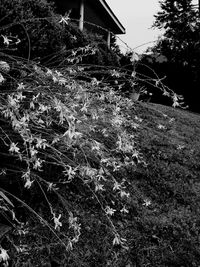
[{"xmin": 88, "ymin": 0, "xmax": 126, "ymax": 34}]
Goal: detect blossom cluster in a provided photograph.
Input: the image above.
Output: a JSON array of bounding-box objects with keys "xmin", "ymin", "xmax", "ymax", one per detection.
[{"xmin": 0, "ymin": 55, "xmax": 145, "ymax": 257}]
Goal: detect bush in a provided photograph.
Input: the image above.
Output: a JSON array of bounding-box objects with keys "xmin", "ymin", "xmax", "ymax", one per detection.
[
  {"xmin": 0, "ymin": 0, "xmax": 63, "ymax": 61},
  {"xmin": 0, "ymin": 55, "xmax": 142, "ymax": 266},
  {"xmin": 0, "ymin": 0, "xmax": 122, "ymax": 68},
  {"xmin": 1, "ymin": 2, "xmax": 200, "ymax": 265}
]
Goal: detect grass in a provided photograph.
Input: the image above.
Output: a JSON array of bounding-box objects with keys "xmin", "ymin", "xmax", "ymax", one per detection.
[
  {"xmin": 1, "ymin": 58, "xmax": 200, "ymax": 266},
  {"xmin": 123, "ymin": 101, "xmax": 200, "ymax": 266},
  {"xmin": 1, "ymin": 2, "xmax": 199, "ymax": 264}
]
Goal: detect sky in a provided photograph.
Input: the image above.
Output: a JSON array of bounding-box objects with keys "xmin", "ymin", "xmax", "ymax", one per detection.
[{"xmin": 106, "ymin": 0, "xmax": 163, "ymax": 53}]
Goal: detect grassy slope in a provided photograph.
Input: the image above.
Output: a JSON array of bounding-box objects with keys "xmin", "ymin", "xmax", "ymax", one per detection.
[
  {"xmin": 1, "ymin": 67, "xmax": 200, "ymax": 266},
  {"xmin": 125, "ymin": 102, "xmax": 200, "ymax": 266}
]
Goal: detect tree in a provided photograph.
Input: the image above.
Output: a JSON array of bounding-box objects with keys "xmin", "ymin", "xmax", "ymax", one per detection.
[
  {"xmin": 153, "ymin": 0, "xmax": 199, "ymax": 64},
  {"xmin": 150, "ymin": 0, "xmax": 200, "ymax": 112}
]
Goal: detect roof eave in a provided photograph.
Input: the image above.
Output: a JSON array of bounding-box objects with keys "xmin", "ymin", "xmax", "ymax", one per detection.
[{"xmin": 98, "ymin": 0, "xmax": 126, "ymax": 34}]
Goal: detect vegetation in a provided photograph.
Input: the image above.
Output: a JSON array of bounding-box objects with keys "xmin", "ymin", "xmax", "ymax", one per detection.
[
  {"xmin": 0, "ymin": 0, "xmax": 120, "ymax": 66},
  {"xmin": 1, "ymin": 0, "xmax": 200, "ymax": 266},
  {"xmin": 142, "ymin": 0, "xmax": 200, "ymax": 112}
]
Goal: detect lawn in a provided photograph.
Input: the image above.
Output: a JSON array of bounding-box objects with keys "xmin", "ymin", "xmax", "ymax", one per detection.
[
  {"xmin": 1, "ymin": 63, "xmax": 200, "ymax": 266},
  {"xmin": 122, "ymin": 101, "xmax": 200, "ymax": 266}
]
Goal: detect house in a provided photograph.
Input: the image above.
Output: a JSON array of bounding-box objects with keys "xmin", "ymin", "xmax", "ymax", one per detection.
[{"xmin": 54, "ymin": 0, "xmax": 125, "ymax": 48}]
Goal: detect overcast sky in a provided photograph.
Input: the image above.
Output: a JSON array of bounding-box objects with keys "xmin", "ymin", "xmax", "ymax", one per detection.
[
  {"xmin": 106, "ymin": 0, "xmax": 199, "ymax": 53},
  {"xmin": 106, "ymin": 0, "xmax": 163, "ymax": 53}
]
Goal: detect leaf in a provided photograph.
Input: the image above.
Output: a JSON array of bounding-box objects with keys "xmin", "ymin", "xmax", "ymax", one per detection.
[{"xmin": 0, "ymin": 191, "xmax": 14, "ymax": 207}]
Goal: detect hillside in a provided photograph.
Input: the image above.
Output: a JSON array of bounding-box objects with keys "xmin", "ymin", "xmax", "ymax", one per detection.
[
  {"xmin": 1, "ymin": 0, "xmax": 200, "ymax": 265},
  {"xmin": 1, "ymin": 62, "xmax": 200, "ymax": 266},
  {"xmin": 123, "ymin": 102, "xmax": 200, "ymax": 266}
]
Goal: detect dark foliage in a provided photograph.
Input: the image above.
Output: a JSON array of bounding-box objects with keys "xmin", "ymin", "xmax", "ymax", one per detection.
[
  {"xmin": 0, "ymin": 0, "xmax": 121, "ymax": 67},
  {"xmin": 144, "ymin": 0, "xmax": 200, "ymax": 113}
]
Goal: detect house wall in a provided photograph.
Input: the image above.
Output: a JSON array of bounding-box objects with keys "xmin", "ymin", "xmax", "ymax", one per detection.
[
  {"xmin": 54, "ymin": 0, "xmax": 113, "ymax": 47},
  {"xmin": 54, "ymin": 0, "xmax": 125, "ymax": 34},
  {"xmin": 55, "ymin": 0, "xmax": 80, "ymax": 19},
  {"xmin": 54, "ymin": 0, "xmax": 107, "ymax": 30},
  {"xmin": 84, "ymin": 3, "xmax": 107, "ymax": 30}
]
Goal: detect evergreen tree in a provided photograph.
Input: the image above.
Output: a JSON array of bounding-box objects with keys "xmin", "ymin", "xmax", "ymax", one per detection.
[
  {"xmin": 153, "ymin": 0, "xmax": 200, "ymax": 65},
  {"xmin": 150, "ymin": 0, "xmax": 200, "ymax": 112}
]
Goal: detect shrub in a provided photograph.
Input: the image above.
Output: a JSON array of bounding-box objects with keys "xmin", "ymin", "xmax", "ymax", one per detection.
[
  {"xmin": 0, "ymin": 52, "xmax": 143, "ymax": 265},
  {"xmin": 0, "ymin": 0, "xmax": 122, "ymax": 68},
  {"xmin": 1, "ymin": 3, "xmax": 198, "ymax": 265},
  {"xmin": 0, "ymin": 0, "xmax": 63, "ymax": 61}
]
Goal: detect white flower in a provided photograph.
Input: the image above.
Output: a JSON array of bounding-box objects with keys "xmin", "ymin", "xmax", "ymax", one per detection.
[
  {"xmin": 68, "ymin": 212, "xmax": 78, "ymax": 227},
  {"xmin": 0, "ymin": 169, "xmax": 6, "ymax": 176},
  {"xmin": 135, "ymin": 116, "xmax": 143, "ymax": 123},
  {"xmin": 47, "ymin": 182, "xmax": 58, "ymax": 191},
  {"xmin": 15, "ymin": 245, "xmax": 28, "ymax": 253},
  {"xmin": 15, "ymin": 92, "xmax": 26, "ymax": 101},
  {"xmin": 162, "ymin": 90, "xmax": 170, "ymax": 97},
  {"xmin": 157, "ymin": 124, "xmax": 166, "ymax": 130},
  {"xmin": 71, "ymin": 50, "xmax": 77, "ymax": 57},
  {"xmin": 22, "ymin": 170, "xmax": 33, "ymax": 189},
  {"xmin": 101, "ymin": 128, "xmax": 108, "ymax": 137},
  {"xmin": 91, "ymin": 78, "xmax": 100, "ymax": 86},
  {"xmin": 120, "ymin": 190, "xmax": 130, "ymax": 198},
  {"xmin": 131, "ymin": 71, "xmax": 136, "ymax": 78},
  {"xmin": 46, "ymin": 68, "xmax": 53, "ymax": 76},
  {"xmin": 30, "ymin": 101, "xmax": 35, "ymax": 109},
  {"xmin": 52, "ymin": 75, "xmax": 58, "ymax": 83},
  {"xmin": 95, "ymin": 183, "xmax": 104, "ymax": 192},
  {"xmin": 38, "ymin": 104, "xmax": 48, "ymax": 113},
  {"xmin": 113, "ymin": 181, "xmax": 121, "ymax": 191},
  {"xmin": 120, "ymin": 206, "xmax": 129, "ymax": 214},
  {"xmin": 30, "ymin": 147, "xmax": 38, "ymax": 157},
  {"xmin": 113, "ymin": 235, "xmax": 120, "ymax": 245},
  {"xmin": 132, "ymin": 122, "xmax": 140, "ymax": 129},
  {"xmin": 130, "ymin": 52, "xmax": 139, "ymax": 62},
  {"xmin": 33, "ymin": 158, "xmax": 43, "ymax": 170},
  {"xmin": 9, "ymin": 142, "xmax": 20, "ymax": 154},
  {"xmin": 52, "ymin": 136, "xmax": 60, "ymax": 144},
  {"xmin": 22, "ymin": 170, "xmax": 30, "ymax": 180},
  {"xmin": 177, "ymin": 145, "xmax": 185, "ymax": 150},
  {"xmin": 24, "ymin": 178, "xmax": 34, "ymax": 189},
  {"xmin": 59, "ymin": 13, "xmax": 71, "ymax": 25},
  {"xmin": 116, "ymin": 135, "xmax": 122, "ymax": 150},
  {"xmin": 35, "ymin": 138, "xmax": 47, "ymax": 149},
  {"xmin": 143, "ymin": 199, "xmax": 151, "ymax": 207},
  {"xmin": 55, "ymin": 70, "xmax": 63, "ymax": 77},
  {"xmin": 37, "ymin": 118, "xmax": 45, "ymax": 125},
  {"xmin": 66, "ymin": 240, "xmax": 73, "ymax": 251},
  {"xmin": 91, "ymin": 141, "xmax": 101, "ymax": 151},
  {"xmin": 132, "ymin": 150, "xmax": 139, "ymax": 159},
  {"xmin": 111, "ymin": 69, "xmax": 120, "ymax": 78},
  {"xmin": 112, "ymin": 235, "xmax": 127, "ymax": 246},
  {"xmin": 1, "ymin": 35, "xmax": 12, "ymax": 46},
  {"xmin": 105, "ymin": 206, "xmax": 116, "ymax": 216},
  {"xmin": 8, "ymin": 95, "xmax": 18, "ymax": 107},
  {"xmin": 0, "ymin": 73, "xmax": 5, "ymax": 84},
  {"xmin": 80, "ymin": 102, "xmax": 88, "ymax": 112},
  {"xmin": 0, "ymin": 246, "xmax": 9, "ymax": 266},
  {"xmin": 17, "ymin": 83, "xmax": 25, "ymax": 90},
  {"xmin": 58, "ymin": 77, "xmax": 67, "ymax": 85},
  {"xmin": 71, "ymin": 35, "xmax": 77, "ymax": 41},
  {"xmin": 92, "ymin": 112, "xmax": 99, "ymax": 120},
  {"xmin": 112, "ymin": 115, "xmax": 123, "ymax": 126},
  {"xmin": 53, "ymin": 213, "xmax": 62, "ymax": 230},
  {"xmin": 63, "ymin": 165, "xmax": 77, "ymax": 182}
]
